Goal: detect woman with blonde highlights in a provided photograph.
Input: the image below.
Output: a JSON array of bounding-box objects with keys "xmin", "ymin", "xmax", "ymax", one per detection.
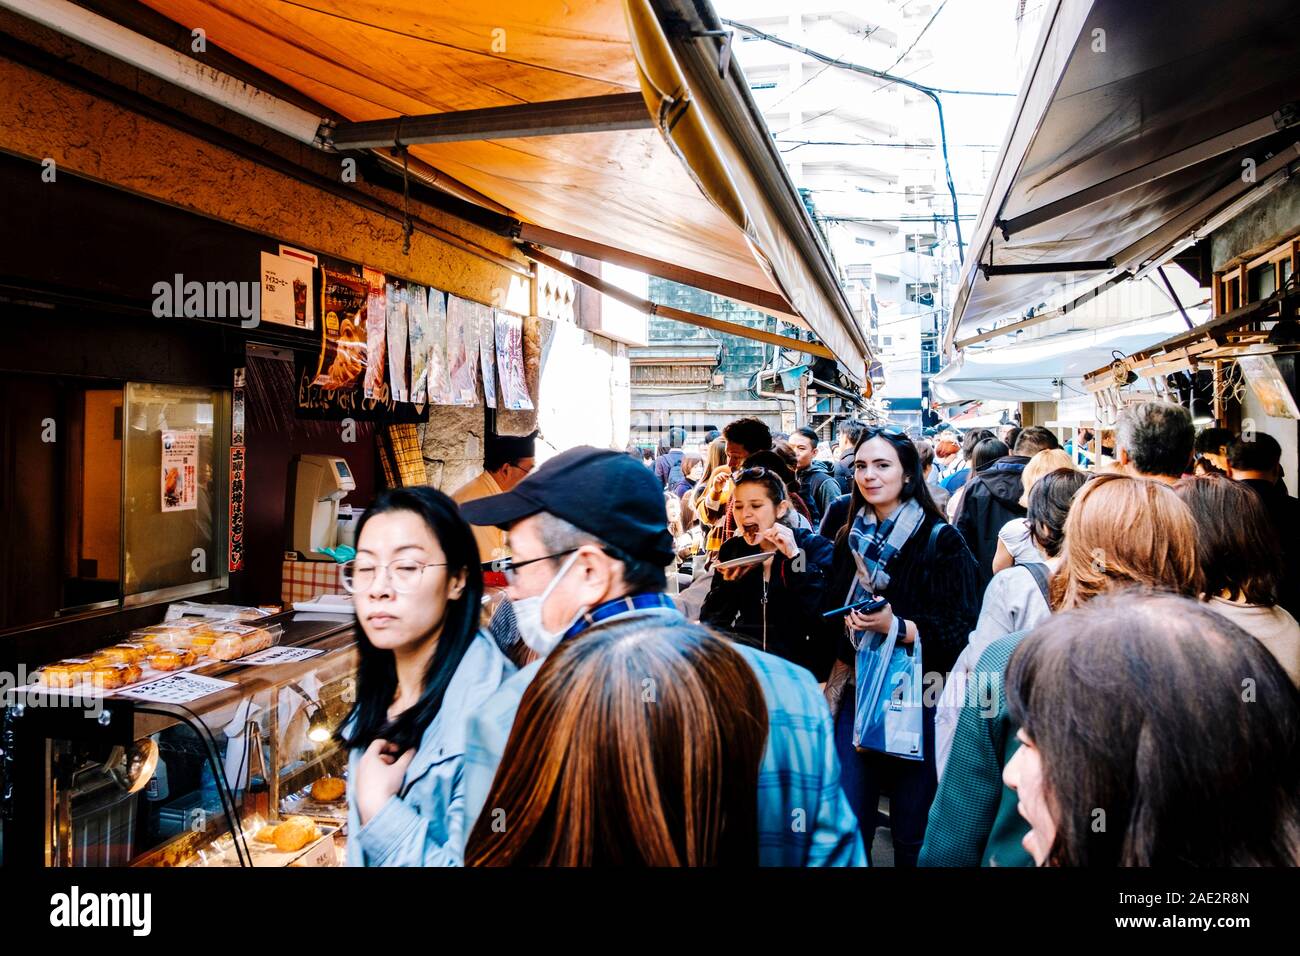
[{"xmin": 1049, "ymin": 472, "xmax": 1201, "ymax": 610}]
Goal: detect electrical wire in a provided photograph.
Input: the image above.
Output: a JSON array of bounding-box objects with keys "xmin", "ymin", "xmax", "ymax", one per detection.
[{"xmin": 883, "ymin": 0, "xmax": 950, "ymax": 73}]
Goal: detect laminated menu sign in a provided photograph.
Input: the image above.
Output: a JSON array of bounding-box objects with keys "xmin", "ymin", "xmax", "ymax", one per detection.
[
  {"xmin": 480, "ymin": 306, "xmax": 498, "ymax": 408},
  {"xmin": 119, "ymin": 673, "xmax": 235, "ymax": 704},
  {"xmin": 386, "ymin": 280, "xmax": 410, "ymax": 403},
  {"xmin": 260, "ymin": 249, "xmax": 315, "ymax": 329},
  {"xmin": 161, "ymin": 429, "xmax": 198, "ymax": 512},
  {"xmin": 446, "ymin": 295, "xmax": 480, "ymax": 406},
  {"xmin": 427, "ymin": 288, "xmax": 453, "ymax": 406},
  {"xmin": 363, "ymin": 267, "xmax": 388, "ymax": 401},
  {"xmin": 407, "ymin": 282, "xmax": 431, "ymax": 405},
  {"xmin": 312, "ymin": 269, "xmax": 368, "ymax": 390},
  {"xmin": 494, "ymin": 312, "xmax": 533, "ymax": 410}
]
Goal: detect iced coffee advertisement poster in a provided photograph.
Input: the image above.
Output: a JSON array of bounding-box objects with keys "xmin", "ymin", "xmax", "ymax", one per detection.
[
  {"xmin": 363, "ymin": 266, "xmax": 388, "ymax": 400},
  {"xmin": 312, "ymin": 269, "xmax": 368, "ymax": 390},
  {"xmin": 408, "ymin": 282, "xmax": 431, "ymax": 405},
  {"xmin": 480, "ymin": 305, "xmax": 498, "ymax": 408},
  {"xmin": 495, "ymin": 311, "xmax": 533, "ymax": 410},
  {"xmin": 386, "ymin": 280, "xmax": 410, "ymax": 403},
  {"xmin": 161, "ymin": 429, "xmax": 198, "ymax": 512},
  {"xmin": 427, "ymin": 287, "xmax": 453, "ymax": 406},
  {"xmin": 259, "ymin": 247, "xmax": 316, "ymax": 329},
  {"xmin": 446, "ymin": 294, "xmax": 480, "ymax": 406}
]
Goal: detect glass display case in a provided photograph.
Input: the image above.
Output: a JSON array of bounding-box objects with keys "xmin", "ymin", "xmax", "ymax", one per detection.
[{"xmin": 1, "ymin": 611, "xmax": 357, "ymax": 867}]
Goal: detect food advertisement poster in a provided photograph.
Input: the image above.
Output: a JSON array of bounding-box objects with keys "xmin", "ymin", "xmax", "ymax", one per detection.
[
  {"xmin": 312, "ymin": 269, "xmax": 368, "ymax": 390},
  {"xmin": 446, "ymin": 295, "xmax": 480, "ymax": 406},
  {"xmin": 494, "ymin": 312, "xmax": 533, "ymax": 410},
  {"xmin": 386, "ymin": 280, "xmax": 410, "ymax": 403},
  {"xmin": 259, "ymin": 248, "xmax": 316, "ymax": 329},
  {"xmin": 408, "ymin": 282, "xmax": 431, "ymax": 406},
  {"xmin": 161, "ymin": 429, "xmax": 198, "ymax": 512},
  {"xmin": 480, "ymin": 305, "xmax": 498, "ymax": 408},
  {"xmin": 363, "ymin": 267, "xmax": 388, "ymax": 401}
]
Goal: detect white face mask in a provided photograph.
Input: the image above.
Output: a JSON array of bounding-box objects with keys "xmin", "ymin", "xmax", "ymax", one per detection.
[{"xmin": 512, "ymin": 551, "xmax": 586, "ymax": 659}]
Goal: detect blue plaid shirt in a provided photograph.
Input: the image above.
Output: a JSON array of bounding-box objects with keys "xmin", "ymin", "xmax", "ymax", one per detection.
[{"xmin": 461, "ymin": 603, "xmax": 866, "ymax": 866}]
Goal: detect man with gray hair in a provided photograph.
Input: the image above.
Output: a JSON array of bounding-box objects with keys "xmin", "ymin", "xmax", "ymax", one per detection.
[{"xmin": 1115, "ymin": 401, "xmax": 1195, "ymax": 483}]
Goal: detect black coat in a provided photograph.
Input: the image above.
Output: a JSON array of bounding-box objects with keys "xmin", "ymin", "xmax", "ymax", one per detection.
[
  {"xmin": 821, "ymin": 509, "xmax": 980, "ymax": 678},
  {"xmin": 797, "ymin": 460, "xmax": 842, "ymax": 526},
  {"xmin": 700, "ymin": 526, "xmax": 837, "ymax": 680},
  {"xmin": 954, "ymin": 456, "xmax": 1029, "ymax": 595}
]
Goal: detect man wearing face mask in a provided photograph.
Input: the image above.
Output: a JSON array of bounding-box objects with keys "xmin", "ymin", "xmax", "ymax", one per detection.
[{"xmin": 458, "ymin": 446, "xmax": 865, "ymax": 867}]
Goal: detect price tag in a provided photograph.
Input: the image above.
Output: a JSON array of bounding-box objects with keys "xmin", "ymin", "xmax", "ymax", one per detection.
[
  {"xmin": 119, "ymin": 673, "xmax": 236, "ymax": 704},
  {"xmin": 241, "ymin": 646, "xmax": 326, "ymax": 666}
]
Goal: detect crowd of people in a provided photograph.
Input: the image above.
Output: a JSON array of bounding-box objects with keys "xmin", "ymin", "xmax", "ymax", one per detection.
[{"xmin": 334, "ymin": 400, "xmax": 1300, "ymax": 867}]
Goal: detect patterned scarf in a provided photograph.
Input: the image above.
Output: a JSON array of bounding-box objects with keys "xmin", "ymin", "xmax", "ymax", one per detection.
[{"xmin": 844, "ymin": 497, "xmax": 927, "ymax": 640}]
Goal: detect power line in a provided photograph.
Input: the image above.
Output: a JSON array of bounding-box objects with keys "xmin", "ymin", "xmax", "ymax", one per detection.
[
  {"xmin": 722, "ymin": 19, "xmax": 1009, "ymax": 259},
  {"xmin": 722, "ymin": 20, "xmax": 1015, "ymax": 98},
  {"xmin": 883, "ymin": 0, "xmax": 950, "ymax": 73}
]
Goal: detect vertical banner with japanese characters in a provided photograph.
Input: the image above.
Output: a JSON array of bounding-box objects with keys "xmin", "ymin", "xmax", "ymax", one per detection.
[{"xmin": 230, "ymin": 367, "xmax": 247, "ymax": 573}]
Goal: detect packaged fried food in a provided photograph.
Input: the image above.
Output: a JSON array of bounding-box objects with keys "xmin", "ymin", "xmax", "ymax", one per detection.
[
  {"xmin": 272, "ymin": 816, "xmax": 319, "ymax": 853},
  {"xmin": 148, "ymin": 647, "xmax": 197, "ymax": 671},
  {"xmin": 36, "ymin": 659, "xmax": 94, "ymax": 688},
  {"xmin": 311, "ymin": 776, "xmax": 345, "ymax": 802}
]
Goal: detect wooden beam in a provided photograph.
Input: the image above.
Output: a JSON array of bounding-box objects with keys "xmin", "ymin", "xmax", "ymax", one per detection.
[
  {"xmin": 521, "ymin": 244, "xmax": 836, "ymax": 360},
  {"xmin": 329, "ymin": 94, "xmax": 652, "ymax": 150},
  {"xmin": 515, "ymin": 222, "xmax": 795, "ymax": 318}
]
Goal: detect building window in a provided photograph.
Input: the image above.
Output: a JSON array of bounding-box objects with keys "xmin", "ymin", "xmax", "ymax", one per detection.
[{"xmin": 1214, "ymin": 235, "xmax": 1299, "ymax": 315}]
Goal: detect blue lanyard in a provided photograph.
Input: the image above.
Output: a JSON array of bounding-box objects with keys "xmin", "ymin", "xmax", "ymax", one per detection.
[{"xmin": 562, "ymin": 593, "xmax": 678, "ymax": 641}]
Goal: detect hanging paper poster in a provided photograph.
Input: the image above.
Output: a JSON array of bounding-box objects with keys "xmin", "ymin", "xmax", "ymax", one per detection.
[
  {"xmin": 260, "ymin": 248, "xmax": 316, "ymax": 330},
  {"xmin": 480, "ymin": 306, "xmax": 498, "ymax": 408},
  {"xmin": 427, "ymin": 287, "xmax": 452, "ymax": 406},
  {"xmin": 386, "ymin": 281, "xmax": 410, "ymax": 403},
  {"xmin": 494, "ymin": 312, "xmax": 533, "ymax": 410},
  {"xmin": 446, "ymin": 295, "xmax": 479, "ymax": 406},
  {"xmin": 408, "ymin": 283, "xmax": 431, "ymax": 405},
  {"xmin": 312, "ymin": 269, "xmax": 368, "ymax": 390},
  {"xmin": 161, "ymin": 429, "xmax": 199, "ymax": 512},
  {"xmin": 363, "ymin": 267, "xmax": 388, "ymax": 401}
]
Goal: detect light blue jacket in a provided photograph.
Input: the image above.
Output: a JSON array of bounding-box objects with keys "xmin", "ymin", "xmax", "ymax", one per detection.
[
  {"xmin": 345, "ymin": 631, "xmax": 513, "ymax": 866},
  {"xmin": 461, "ymin": 604, "xmax": 866, "ymax": 866}
]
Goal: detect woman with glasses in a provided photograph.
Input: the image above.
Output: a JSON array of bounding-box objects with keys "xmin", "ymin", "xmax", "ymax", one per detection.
[
  {"xmin": 700, "ymin": 467, "xmax": 836, "ymax": 679},
  {"xmin": 337, "ymin": 486, "xmax": 514, "ymax": 866},
  {"xmin": 820, "ymin": 425, "xmax": 980, "ymax": 867}
]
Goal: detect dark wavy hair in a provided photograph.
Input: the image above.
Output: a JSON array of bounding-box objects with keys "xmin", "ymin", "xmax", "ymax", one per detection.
[
  {"xmin": 1006, "ymin": 590, "xmax": 1300, "ymax": 866},
  {"xmin": 1026, "ymin": 468, "xmax": 1088, "ymax": 558},
  {"xmin": 337, "ymin": 486, "xmax": 484, "ymax": 754},
  {"xmin": 836, "ymin": 430, "xmax": 945, "ymax": 548}
]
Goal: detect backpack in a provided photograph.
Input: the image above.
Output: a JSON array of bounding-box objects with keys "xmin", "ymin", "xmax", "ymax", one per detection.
[
  {"xmin": 1021, "ymin": 561, "xmax": 1051, "ymax": 604},
  {"xmin": 666, "ymin": 449, "xmax": 684, "ymax": 489}
]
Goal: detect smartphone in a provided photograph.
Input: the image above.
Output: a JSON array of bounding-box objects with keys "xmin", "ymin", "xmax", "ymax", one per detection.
[{"xmin": 821, "ymin": 595, "xmax": 888, "ymax": 618}]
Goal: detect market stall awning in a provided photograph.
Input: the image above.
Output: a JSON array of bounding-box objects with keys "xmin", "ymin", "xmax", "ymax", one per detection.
[
  {"xmin": 126, "ymin": 0, "xmax": 869, "ymax": 377},
  {"xmin": 945, "ymin": 0, "xmax": 1300, "ymax": 354},
  {"xmin": 931, "ymin": 310, "xmax": 1199, "ymax": 404}
]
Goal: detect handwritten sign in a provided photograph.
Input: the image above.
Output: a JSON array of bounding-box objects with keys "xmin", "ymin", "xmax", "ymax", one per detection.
[
  {"xmin": 119, "ymin": 673, "xmax": 235, "ymax": 705},
  {"xmin": 241, "ymin": 646, "xmax": 326, "ymax": 666}
]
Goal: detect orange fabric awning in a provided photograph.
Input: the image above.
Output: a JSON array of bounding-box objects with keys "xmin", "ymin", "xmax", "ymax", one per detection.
[{"xmin": 137, "ymin": 0, "xmax": 869, "ymax": 375}]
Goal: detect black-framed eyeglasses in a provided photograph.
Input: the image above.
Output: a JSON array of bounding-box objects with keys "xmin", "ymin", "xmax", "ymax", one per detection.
[
  {"xmin": 484, "ymin": 549, "xmax": 577, "ymax": 584},
  {"xmin": 340, "ymin": 559, "xmax": 447, "ymax": 594}
]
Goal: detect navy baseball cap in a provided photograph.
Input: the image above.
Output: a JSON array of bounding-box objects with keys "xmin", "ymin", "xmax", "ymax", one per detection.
[{"xmin": 459, "ymin": 445, "xmax": 675, "ymax": 566}]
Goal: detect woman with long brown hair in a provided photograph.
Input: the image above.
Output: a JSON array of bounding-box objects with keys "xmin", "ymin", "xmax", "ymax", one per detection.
[
  {"xmin": 1004, "ymin": 591, "xmax": 1300, "ymax": 866},
  {"xmin": 1175, "ymin": 474, "xmax": 1300, "ymax": 685},
  {"xmin": 921, "ymin": 473, "xmax": 1202, "ymax": 867},
  {"xmin": 464, "ymin": 619, "xmax": 769, "ymax": 866}
]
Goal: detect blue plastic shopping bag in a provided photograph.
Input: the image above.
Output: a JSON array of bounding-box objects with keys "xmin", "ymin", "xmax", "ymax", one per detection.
[{"xmin": 852, "ymin": 625, "xmax": 924, "ymax": 761}]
